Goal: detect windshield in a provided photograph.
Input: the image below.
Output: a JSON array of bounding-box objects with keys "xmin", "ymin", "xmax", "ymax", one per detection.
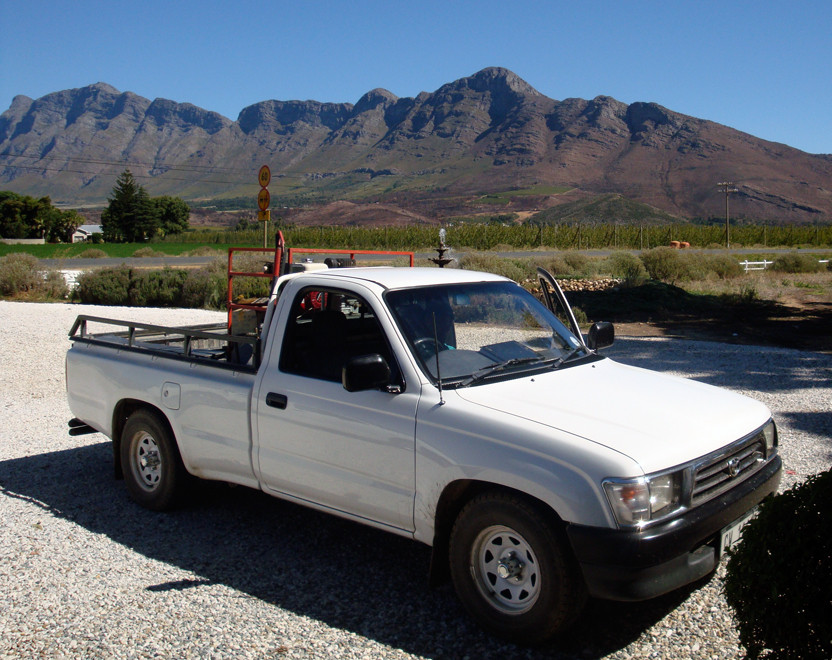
[{"xmin": 386, "ymin": 281, "xmax": 588, "ymax": 386}]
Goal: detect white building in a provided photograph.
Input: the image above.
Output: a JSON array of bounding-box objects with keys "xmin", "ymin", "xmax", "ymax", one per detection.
[{"xmin": 72, "ymin": 224, "xmax": 103, "ymax": 243}]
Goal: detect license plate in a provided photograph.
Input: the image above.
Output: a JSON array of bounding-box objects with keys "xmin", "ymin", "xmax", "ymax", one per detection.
[{"xmin": 719, "ymin": 507, "xmax": 758, "ymax": 556}]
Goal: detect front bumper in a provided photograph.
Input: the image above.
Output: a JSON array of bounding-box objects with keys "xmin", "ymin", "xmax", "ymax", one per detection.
[{"xmin": 567, "ymin": 455, "xmax": 782, "ymax": 601}]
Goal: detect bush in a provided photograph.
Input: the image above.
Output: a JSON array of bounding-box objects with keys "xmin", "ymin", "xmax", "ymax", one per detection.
[
  {"xmin": 182, "ymin": 269, "xmax": 215, "ymax": 308},
  {"xmin": 41, "ymin": 270, "xmax": 69, "ymax": 299},
  {"xmin": 128, "ymin": 268, "xmax": 188, "ymax": 307},
  {"xmin": 772, "ymin": 252, "xmax": 825, "ymax": 273},
  {"xmin": 77, "ymin": 248, "xmax": 108, "ymax": 259},
  {"xmin": 459, "ymin": 253, "xmax": 529, "ymax": 282},
  {"xmin": 0, "ymin": 253, "xmax": 68, "ymax": 299},
  {"xmin": 724, "ymin": 468, "xmax": 832, "ymax": 659},
  {"xmin": 537, "ymin": 255, "xmax": 572, "ymax": 277},
  {"xmin": 0, "ymin": 253, "xmax": 42, "ymax": 295},
  {"xmin": 640, "ymin": 247, "xmax": 688, "ymax": 283},
  {"xmin": 704, "ymin": 253, "xmax": 743, "ymax": 279},
  {"xmin": 132, "ymin": 247, "xmax": 166, "ymax": 258},
  {"xmin": 75, "ymin": 267, "xmax": 132, "ymax": 305},
  {"xmin": 184, "ymin": 246, "xmax": 222, "ymax": 257},
  {"xmin": 75, "ymin": 265, "xmax": 227, "ymax": 309},
  {"xmin": 606, "ymin": 252, "xmax": 648, "ymax": 286},
  {"xmin": 561, "ymin": 251, "xmax": 590, "ymax": 276}
]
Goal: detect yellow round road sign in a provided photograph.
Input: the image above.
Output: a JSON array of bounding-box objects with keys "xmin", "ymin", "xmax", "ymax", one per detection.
[
  {"xmin": 258, "ymin": 165, "xmax": 271, "ymax": 188},
  {"xmin": 257, "ymin": 188, "xmax": 271, "ymax": 211}
]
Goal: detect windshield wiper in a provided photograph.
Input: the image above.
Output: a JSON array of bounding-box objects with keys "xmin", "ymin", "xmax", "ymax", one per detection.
[
  {"xmin": 559, "ymin": 346, "xmax": 586, "ymax": 363},
  {"xmin": 460, "ymin": 356, "xmax": 552, "ymax": 387}
]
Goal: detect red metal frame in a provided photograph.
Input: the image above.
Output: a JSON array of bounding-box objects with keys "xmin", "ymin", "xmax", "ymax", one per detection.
[
  {"xmin": 287, "ymin": 247, "xmax": 414, "ymax": 267},
  {"xmin": 226, "ymin": 232, "xmax": 285, "ymax": 330},
  {"xmin": 226, "ymin": 232, "xmax": 415, "ymax": 331}
]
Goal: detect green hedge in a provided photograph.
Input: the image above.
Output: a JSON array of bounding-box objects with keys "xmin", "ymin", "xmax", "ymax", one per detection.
[
  {"xmin": 725, "ymin": 468, "xmax": 832, "ymax": 659},
  {"xmin": 75, "ymin": 267, "xmax": 225, "ymax": 308}
]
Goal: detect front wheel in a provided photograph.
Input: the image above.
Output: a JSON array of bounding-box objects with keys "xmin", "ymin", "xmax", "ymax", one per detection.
[
  {"xmin": 120, "ymin": 410, "xmax": 184, "ymax": 511},
  {"xmin": 449, "ymin": 492, "xmax": 587, "ymax": 645}
]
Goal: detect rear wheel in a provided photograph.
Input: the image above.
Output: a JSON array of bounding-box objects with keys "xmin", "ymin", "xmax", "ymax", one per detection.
[
  {"xmin": 449, "ymin": 491, "xmax": 586, "ymax": 644},
  {"xmin": 120, "ymin": 410, "xmax": 184, "ymax": 511}
]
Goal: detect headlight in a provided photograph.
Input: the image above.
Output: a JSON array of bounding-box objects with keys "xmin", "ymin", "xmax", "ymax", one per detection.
[
  {"xmin": 604, "ymin": 472, "xmax": 683, "ymax": 527},
  {"xmin": 762, "ymin": 420, "xmax": 777, "ymax": 455}
]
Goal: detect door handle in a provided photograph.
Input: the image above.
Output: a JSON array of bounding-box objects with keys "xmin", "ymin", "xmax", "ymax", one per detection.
[{"xmin": 266, "ymin": 392, "xmax": 288, "ymax": 409}]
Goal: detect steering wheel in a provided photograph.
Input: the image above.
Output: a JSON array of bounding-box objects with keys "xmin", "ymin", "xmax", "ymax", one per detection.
[{"xmin": 413, "ymin": 337, "xmax": 440, "ymax": 360}]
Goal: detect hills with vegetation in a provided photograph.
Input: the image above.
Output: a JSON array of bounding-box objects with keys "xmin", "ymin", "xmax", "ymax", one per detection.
[{"xmin": 1, "ymin": 68, "xmax": 831, "ymax": 224}]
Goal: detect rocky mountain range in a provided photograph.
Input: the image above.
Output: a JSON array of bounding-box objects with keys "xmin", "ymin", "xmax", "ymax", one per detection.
[{"xmin": 1, "ymin": 67, "xmax": 830, "ymax": 223}]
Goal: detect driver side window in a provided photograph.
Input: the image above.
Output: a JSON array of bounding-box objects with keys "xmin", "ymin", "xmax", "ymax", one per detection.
[{"xmin": 279, "ymin": 287, "xmax": 399, "ymax": 384}]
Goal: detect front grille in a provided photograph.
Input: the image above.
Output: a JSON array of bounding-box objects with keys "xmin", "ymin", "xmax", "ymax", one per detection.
[{"xmin": 691, "ymin": 432, "xmax": 767, "ymax": 506}]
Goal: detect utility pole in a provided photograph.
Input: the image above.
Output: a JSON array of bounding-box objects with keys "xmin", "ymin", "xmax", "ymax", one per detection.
[{"xmin": 717, "ymin": 181, "xmax": 738, "ymax": 248}]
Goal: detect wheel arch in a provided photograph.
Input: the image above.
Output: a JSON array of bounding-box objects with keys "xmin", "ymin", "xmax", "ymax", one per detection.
[
  {"xmin": 428, "ymin": 479, "xmax": 568, "ymax": 587},
  {"xmin": 111, "ymin": 399, "xmax": 178, "ymax": 480}
]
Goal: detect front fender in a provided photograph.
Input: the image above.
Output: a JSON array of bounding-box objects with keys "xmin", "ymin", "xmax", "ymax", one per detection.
[{"xmin": 412, "ymin": 389, "xmax": 634, "ymax": 544}]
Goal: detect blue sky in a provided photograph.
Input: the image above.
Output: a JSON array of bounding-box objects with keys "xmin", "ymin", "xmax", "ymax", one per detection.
[{"xmin": 2, "ymin": 0, "xmax": 831, "ymax": 154}]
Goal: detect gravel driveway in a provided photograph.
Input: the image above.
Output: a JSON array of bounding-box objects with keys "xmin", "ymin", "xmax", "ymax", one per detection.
[{"xmin": 1, "ymin": 301, "xmax": 829, "ymax": 659}]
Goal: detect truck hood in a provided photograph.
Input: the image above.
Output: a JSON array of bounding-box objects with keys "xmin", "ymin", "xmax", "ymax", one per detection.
[{"xmin": 454, "ymin": 357, "xmax": 771, "ymax": 474}]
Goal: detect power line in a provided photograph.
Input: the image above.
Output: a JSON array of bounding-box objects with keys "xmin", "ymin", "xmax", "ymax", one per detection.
[
  {"xmin": 0, "ymin": 152, "xmax": 257, "ymax": 175},
  {"xmin": 0, "ymin": 153, "xmax": 317, "ymax": 188},
  {"xmin": 0, "ymin": 163, "xmax": 254, "ymax": 186}
]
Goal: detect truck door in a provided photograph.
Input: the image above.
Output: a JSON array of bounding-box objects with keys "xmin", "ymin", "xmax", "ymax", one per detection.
[
  {"xmin": 254, "ymin": 286, "xmax": 418, "ymax": 533},
  {"xmin": 537, "ymin": 267, "xmax": 587, "ymax": 348}
]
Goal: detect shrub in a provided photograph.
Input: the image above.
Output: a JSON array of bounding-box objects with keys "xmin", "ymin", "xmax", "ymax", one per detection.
[
  {"xmin": 704, "ymin": 253, "xmax": 743, "ymax": 279},
  {"xmin": 77, "ymin": 248, "xmax": 108, "ymax": 259},
  {"xmin": 641, "ymin": 247, "xmax": 684, "ymax": 283},
  {"xmin": 606, "ymin": 252, "xmax": 648, "ymax": 286},
  {"xmin": 537, "ymin": 255, "xmax": 572, "ymax": 277},
  {"xmin": 0, "ymin": 253, "xmax": 42, "ymax": 295},
  {"xmin": 41, "ymin": 270, "xmax": 69, "ymax": 299},
  {"xmin": 640, "ymin": 247, "xmax": 704, "ymax": 283},
  {"xmin": 772, "ymin": 252, "xmax": 825, "ymax": 273},
  {"xmin": 75, "ymin": 265, "xmax": 227, "ymax": 308},
  {"xmin": 184, "ymin": 246, "xmax": 222, "ymax": 257},
  {"xmin": 128, "ymin": 268, "xmax": 188, "ymax": 307},
  {"xmin": 459, "ymin": 253, "xmax": 528, "ymax": 282},
  {"xmin": 182, "ymin": 268, "xmax": 227, "ymax": 310},
  {"xmin": 133, "ymin": 247, "xmax": 166, "ymax": 258},
  {"xmin": 562, "ymin": 251, "xmax": 590, "ymax": 276},
  {"xmin": 75, "ymin": 267, "xmax": 132, "ymax": 305},
  {"xmin": 724, "ymin": 468, "xmax": 832, "ymax": 659}
]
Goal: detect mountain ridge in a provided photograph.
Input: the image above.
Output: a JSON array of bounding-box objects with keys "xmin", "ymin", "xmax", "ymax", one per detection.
[{"xmin": 1, "ymin": 68, "xmax": 830, "ymax": 223}]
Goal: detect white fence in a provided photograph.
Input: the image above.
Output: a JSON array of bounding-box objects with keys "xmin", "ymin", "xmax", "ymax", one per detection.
[
  {"xmin": 739, "ymin": 260, "xmax": 774, "ymax": 271},
  {"xmin": 740, "ymin": 259, "xmax": 829, "ymax": 272}
]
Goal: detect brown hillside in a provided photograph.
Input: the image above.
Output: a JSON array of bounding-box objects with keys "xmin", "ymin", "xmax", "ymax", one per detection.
[{"xmin": 1, "ymin": 68, "xmax": 830, "ymax": 223}]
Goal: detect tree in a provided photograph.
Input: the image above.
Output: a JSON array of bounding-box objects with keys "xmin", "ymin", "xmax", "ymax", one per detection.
[
  {"xmin": 43, "ymin": 208, "xmax": 82, "ymax": 243},
  {"xmin": 102, "ymin": 170, "xmax": 160, "ymax": 242},
  {"xmin": 153, "ymin": 196, "xmax": 190, "ymax": 236},
  {"xmin": 0, "ymin": 192, "xmax": 79, "ymax": 241}
]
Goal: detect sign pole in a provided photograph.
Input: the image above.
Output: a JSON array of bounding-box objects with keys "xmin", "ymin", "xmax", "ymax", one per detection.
[{"xmin": 257, "ymin": 165, "xmax": 272, "ymax": 248}]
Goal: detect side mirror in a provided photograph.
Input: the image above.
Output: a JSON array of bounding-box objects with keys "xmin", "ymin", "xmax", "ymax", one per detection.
[
  {"xmin": 342, "ymin": 354, "xmax": 391, "ymax": 392},
  {"xmin": 586, "ymin": 321, "xmax": 615, "ymax": 351}
]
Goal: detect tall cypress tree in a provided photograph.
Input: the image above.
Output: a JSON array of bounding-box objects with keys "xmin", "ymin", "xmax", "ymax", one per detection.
[{"xmin": 101, "ymin": 170, "xmax": 160, "ymax": 242}]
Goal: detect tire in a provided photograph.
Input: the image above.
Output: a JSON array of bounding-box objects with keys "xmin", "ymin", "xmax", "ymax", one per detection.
[
  {"xmin": 120, "ymin": 410, "xmax": 184, "ymax": 511},
  {"xmin": 448, "ymin": 491, "xmax": 587, "ymax": 645}
]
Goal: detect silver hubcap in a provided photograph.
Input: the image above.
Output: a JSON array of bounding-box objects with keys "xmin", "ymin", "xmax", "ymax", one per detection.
[
  {"xmin": 470, "ymin": 525, "xmax": 540, "ymax": 614},
  {"xmin": 133, "ymin": 431, "xmax": 162, "ymax": 491}
]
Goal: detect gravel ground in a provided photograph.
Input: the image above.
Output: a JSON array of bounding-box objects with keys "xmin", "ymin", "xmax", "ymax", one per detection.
[{"xmin": 1, "ymin": 300, "xmax": 830, "ymax": 659}]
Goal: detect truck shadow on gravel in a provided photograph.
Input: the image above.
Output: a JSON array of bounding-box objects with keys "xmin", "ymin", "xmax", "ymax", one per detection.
[{"xmin": 1, "ymin": 440, "xmax": 703, "ymax": 660}]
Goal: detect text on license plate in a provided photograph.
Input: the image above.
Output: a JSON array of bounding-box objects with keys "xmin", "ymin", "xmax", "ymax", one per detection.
[{"xmin": 720, "ymin": 507, "xmax": 758, "ymax": 556}]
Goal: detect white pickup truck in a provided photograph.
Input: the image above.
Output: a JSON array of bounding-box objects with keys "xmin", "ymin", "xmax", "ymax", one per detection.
[{"xmin": 66, "ymin": 265, "xmax": 781, "ymax": 644}]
